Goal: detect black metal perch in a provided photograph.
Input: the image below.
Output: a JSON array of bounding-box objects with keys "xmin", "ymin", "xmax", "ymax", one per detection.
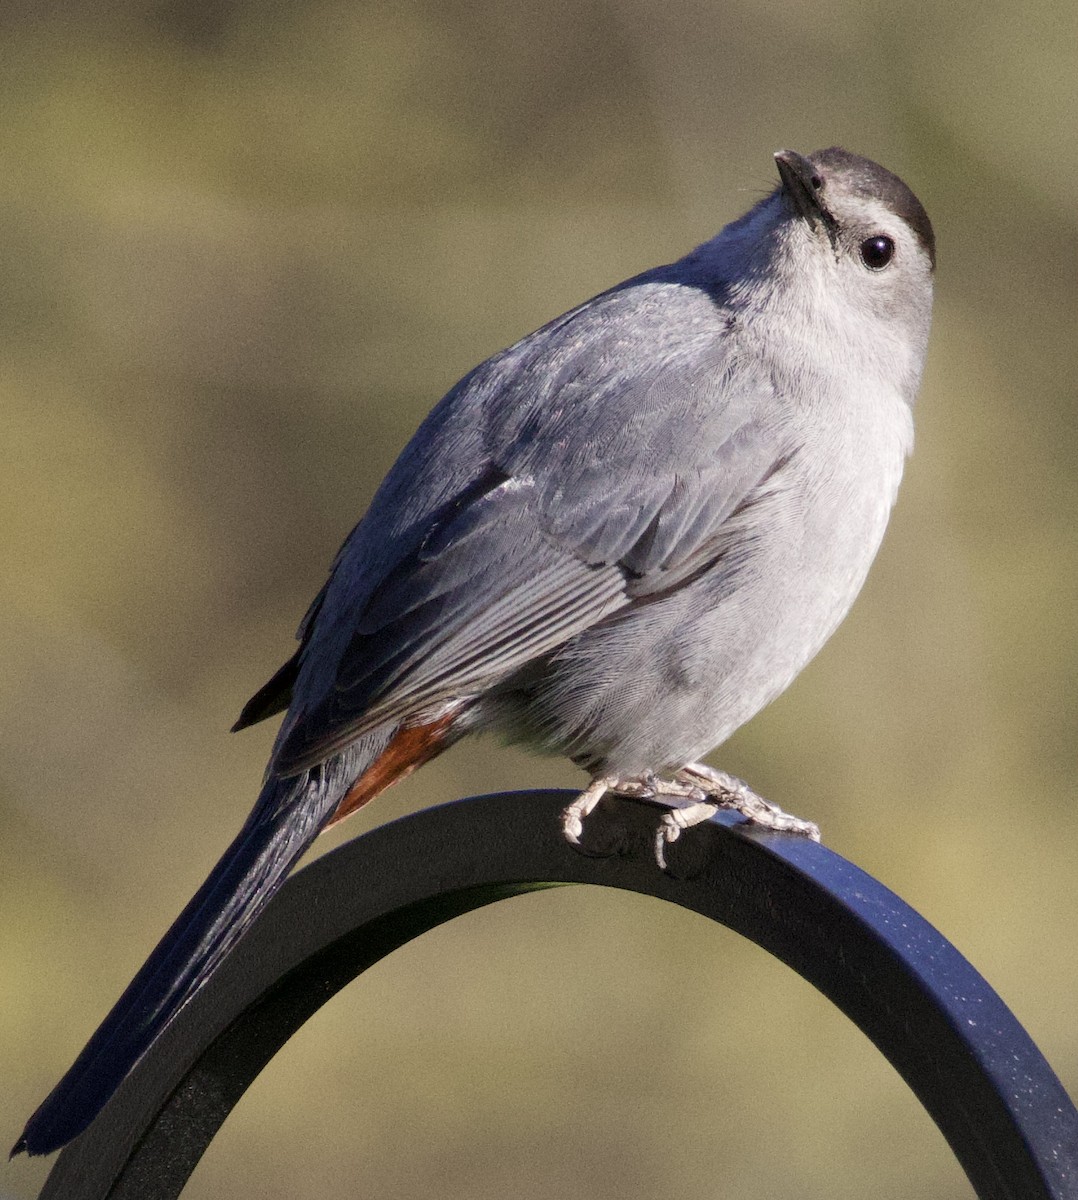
[{"xmin": 37, "ymin": 790, "xmax": 1078, "ymax": 1199}]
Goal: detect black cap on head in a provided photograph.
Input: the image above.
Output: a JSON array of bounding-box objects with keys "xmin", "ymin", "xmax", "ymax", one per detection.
[{"xmin": 807, "ymin": 147, "xmax": 936, "ymax": 270}]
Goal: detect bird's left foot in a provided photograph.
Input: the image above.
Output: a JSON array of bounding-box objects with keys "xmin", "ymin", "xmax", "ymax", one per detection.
[
  {"xmin": 654, "ymin": 762, "xmax": 820, "ymax": 867},
  {"xmin": 562, "ymin": 766, "xmax": 819, "ymax": 870}
]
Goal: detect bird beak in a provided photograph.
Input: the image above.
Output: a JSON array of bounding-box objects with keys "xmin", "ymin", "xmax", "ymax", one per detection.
[{"xmin": 774, "ymin": 150, "xmax": 838, "ymax": 245}]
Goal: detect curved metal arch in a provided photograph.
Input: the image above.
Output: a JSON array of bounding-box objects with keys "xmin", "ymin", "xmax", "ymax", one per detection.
[{"xmin": 39, "ymin": 790, "xmax": 1078, "ymax": 1199}]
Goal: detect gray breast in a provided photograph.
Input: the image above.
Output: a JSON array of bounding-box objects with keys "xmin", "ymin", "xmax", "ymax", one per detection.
[{"xmin": 482, "ymin": 382, "xmax": 911, "ymax": 777}]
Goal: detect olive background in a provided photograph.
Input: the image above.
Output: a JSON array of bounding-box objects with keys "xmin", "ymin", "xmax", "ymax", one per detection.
[{"xmin": 2, "ymin": 2, "xmax": 1077, "ymax": 1197}]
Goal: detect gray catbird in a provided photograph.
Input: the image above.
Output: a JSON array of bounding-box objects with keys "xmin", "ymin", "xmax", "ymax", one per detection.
[{"xmin": 16, "ymin": 147, "xmax": 934, "ymax": 1155}]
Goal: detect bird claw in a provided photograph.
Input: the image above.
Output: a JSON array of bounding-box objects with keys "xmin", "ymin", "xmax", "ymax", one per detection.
[
  {"xmin": 673, "ymin": 762, "xmax": 821, "ymax": 839},
  {"xmin": 563, "ymin": 764, "xmax": 820, "ymax": 871},
  {"xmin": 655, "ymin": 801, "xmax": 721, "ymax": 870},
  {"xmin": 561, "ymin": 777, "xmax": 613, "ymax": 845},
  {"xmin": 561, "ymin": 773, "xmax": 704, "ymax": 859}
]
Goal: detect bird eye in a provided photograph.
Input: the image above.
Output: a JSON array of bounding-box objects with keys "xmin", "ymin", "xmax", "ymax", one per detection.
[{"xmin": 860, "ymin": 235, "xmax": 895, "ymax": 270}]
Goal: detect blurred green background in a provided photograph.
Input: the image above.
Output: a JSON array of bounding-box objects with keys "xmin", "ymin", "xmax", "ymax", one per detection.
[{"xmin": 2, "ymin": 1, "xmax": 1077, "ymax": 1196}]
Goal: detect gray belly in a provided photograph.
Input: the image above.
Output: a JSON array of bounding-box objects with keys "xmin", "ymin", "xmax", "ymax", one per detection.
[{"xmin": 483, "ymin": 444, "xmax": 902, "ymax": 776}]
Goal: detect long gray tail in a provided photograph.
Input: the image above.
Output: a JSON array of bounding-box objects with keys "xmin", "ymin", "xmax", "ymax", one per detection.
[{"xmin": 14, "ymin": 758, "xmax": 357, "ymax": 1156}]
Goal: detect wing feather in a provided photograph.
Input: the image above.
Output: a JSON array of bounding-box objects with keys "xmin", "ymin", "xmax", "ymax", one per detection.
[{"xmin": 267, "ymin": 270, "xmax": 793, "ymax": 775}]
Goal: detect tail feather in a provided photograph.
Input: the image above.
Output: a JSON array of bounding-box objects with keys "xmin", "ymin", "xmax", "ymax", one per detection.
[{"xmin": 14, "ymin": 757, "xmax": 357, "ymax": 1157}]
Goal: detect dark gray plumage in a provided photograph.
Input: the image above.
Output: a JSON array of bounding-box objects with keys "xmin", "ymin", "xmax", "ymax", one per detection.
[{"xmin": 17, "ymin": 147, "xmax": 934, "ymax": 1156}]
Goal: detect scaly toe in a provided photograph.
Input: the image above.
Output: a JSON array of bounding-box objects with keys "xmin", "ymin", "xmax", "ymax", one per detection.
[{"xmin": 674, "ymin": 764, "xmax": 821, "ymax": 841}]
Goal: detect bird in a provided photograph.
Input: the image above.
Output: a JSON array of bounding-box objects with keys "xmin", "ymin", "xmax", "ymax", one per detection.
[{"xmin": 15, "ymin": 146, "xmax": 934, "ymax": 1156}]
